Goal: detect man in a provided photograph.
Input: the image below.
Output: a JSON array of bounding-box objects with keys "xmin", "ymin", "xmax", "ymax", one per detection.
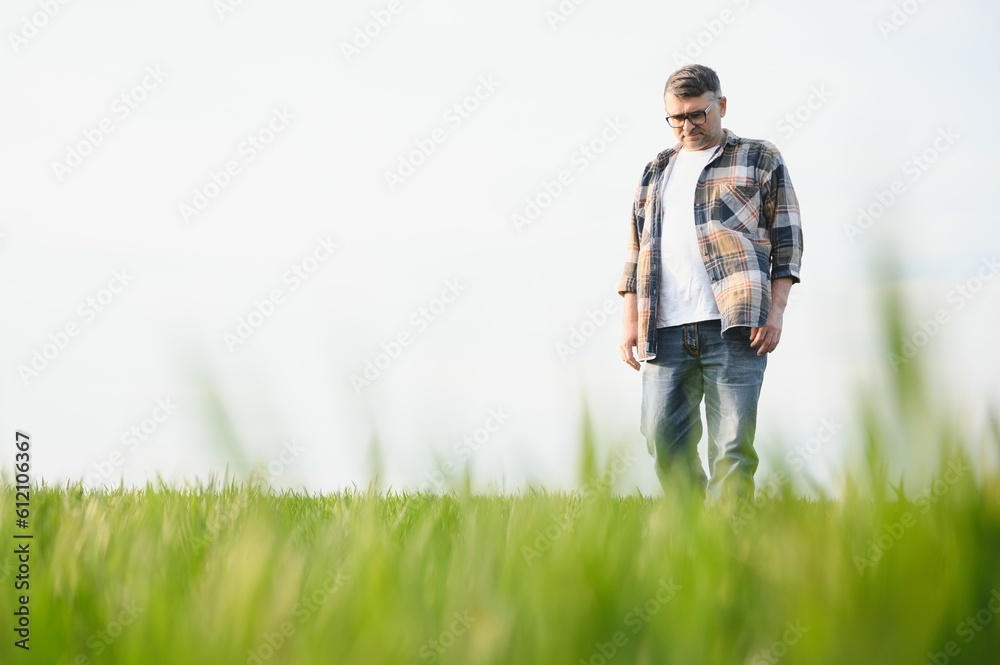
[{"xmin": 617, "ymin": 64, "xmax": 803, "ymax": 504}]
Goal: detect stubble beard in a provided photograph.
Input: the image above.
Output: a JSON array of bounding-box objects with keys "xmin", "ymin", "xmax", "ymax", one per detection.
[{"xmin": 682, "ymin": 128, "xmax": 718, "ymax": 151}]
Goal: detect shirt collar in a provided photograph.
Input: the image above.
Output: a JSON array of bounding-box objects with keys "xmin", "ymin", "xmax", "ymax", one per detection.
[{"xmin": 652, "ymin": 128, "xmax": 739, "ymax": 170}]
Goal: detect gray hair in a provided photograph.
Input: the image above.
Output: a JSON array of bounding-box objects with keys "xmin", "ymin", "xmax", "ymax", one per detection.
[{"xmin": 664, "ymin": 64, "xmax": 722, "ymax": 99}]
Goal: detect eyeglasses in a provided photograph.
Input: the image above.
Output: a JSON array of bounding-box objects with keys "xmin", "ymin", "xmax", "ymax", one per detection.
[{"xmin": 665, "ymin": 99, "xmax": 720, "ymax": 128}]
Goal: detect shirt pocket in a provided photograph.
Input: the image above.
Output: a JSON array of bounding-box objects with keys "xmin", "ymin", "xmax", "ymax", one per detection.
[{"xmin": 717, "ymin": 183, "xmax": 762, "ymax": 235}]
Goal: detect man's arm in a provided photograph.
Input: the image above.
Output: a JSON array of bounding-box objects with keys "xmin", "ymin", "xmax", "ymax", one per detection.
[
  {"xmin": 621, "ymin": 292, "xmax": 640, "ymax": 370},
  {"xmin": 749, "ymin": 276, "xmax": 793, "ymax": 356},
  {"xmin": 750, "ymin": 146, "xmax": 803, "ymax": 356},
  {"xmin": 761, "ymin": 145, "xmax": 803, "ymax": 284},
  {"xmin": 618, "ymin": 162, "xmax": 650, "ymax": 371}
]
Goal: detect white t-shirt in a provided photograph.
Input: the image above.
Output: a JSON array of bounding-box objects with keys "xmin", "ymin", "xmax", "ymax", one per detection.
[{"xmin": 656, "ymin": 146, "xmax": 722, "ymax": 328}]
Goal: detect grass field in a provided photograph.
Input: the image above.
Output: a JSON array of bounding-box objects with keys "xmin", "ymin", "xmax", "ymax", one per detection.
[
  {"xmin": 3, "ymin": 297, "xmax": 1000, "ymax": 664},
  {"xmin": 2, "ymin": 434, "xmax": 999, "ymax": 665}
]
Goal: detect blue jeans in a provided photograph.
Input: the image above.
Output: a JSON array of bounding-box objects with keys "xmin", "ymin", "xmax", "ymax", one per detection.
[{"xmin": 640, "ymin": 319, "xmax": 766, "ymax": 503}]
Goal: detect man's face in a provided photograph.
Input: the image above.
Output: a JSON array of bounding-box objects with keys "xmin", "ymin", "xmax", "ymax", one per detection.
[{"xmin": 664, "ymin": 92, "xmax": 727, "ymax": 151}]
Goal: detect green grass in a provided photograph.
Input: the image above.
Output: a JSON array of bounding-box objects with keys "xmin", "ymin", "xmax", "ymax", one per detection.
[
  {"xmin": 3, "ymin": 289, "xmax": 999, "ymax": 664},
  {"xmin": 1, "ymin": 452, "xmax": 999, "ymax": 664}
]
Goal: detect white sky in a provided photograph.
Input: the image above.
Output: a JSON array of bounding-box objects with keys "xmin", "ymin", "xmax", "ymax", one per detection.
[{"xmin": 2, "ymin": 0, "xmax": 998, "ymax": 496}]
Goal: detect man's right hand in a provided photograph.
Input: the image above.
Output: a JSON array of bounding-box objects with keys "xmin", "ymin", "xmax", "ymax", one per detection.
[{"xmin": 620, "ymin": 293, "xmax": 640, "ymax": 371}]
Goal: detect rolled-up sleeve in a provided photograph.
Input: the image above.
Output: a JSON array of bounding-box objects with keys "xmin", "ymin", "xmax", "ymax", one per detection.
[
  {"xmin": 617, "ymin": 165, "xmax": 647, "ymax": 296},
  {"xmin": 763, "ymin": 148, "xmax": 803, "ymax": 283}
]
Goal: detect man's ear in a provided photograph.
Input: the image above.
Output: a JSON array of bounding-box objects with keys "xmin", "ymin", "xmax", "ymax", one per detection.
[{"xmin": 718, "ymin": 96, "xmax": 728, "ymax": 118}]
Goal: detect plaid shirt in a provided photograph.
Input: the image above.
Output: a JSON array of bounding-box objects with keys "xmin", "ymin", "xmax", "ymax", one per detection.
[{"xmin": 617, "ymin": 129, "xmax": 803, "ymax": 362}]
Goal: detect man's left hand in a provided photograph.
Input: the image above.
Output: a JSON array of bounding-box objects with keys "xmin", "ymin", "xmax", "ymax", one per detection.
[
  {"xmin": 749, "ymin": 276, "xmax": 794, "ymax": 356},
  {"xmin": 749, "ymin": 310, "xmax": 783, "ymax": 356}
]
